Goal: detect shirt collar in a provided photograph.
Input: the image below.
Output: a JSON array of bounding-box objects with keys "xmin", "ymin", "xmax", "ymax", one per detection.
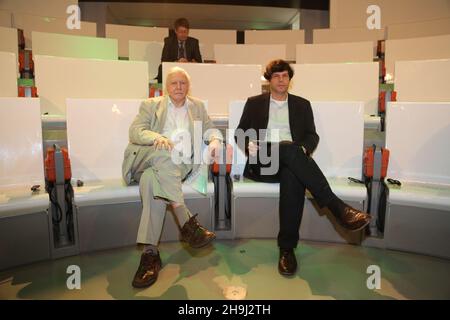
[
  {"xmin": 270, "ymin": 94, "xmax": 288, "ymax": 106},
  {"xmin": 168, "ymin": 97, "xmax": 189, "ymax": 111}
]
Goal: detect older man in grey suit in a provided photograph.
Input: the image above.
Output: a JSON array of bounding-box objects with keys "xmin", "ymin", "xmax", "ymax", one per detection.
[{"xmin": 123, "ymin": 67, "xmax": 222, "ymax": 288}]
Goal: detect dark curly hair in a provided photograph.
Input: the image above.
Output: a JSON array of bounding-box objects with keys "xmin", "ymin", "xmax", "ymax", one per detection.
[{"xmin": 263, "ymin": 59, "xmax": 294, "ymax": 81}]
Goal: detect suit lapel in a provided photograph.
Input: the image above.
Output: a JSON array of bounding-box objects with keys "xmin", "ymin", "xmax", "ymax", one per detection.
[
  {"xmin": 171, "ymin": 37, "xmax": 178, "ymax": 60},
  {"xmin": 186, "ymin": 97, "xmax": 195, "ymax": 144},
  {"xmin": 155, "ymin": 96, "xmax": 169, "ymax": 133},
  {"xmin": 261, "ymin": 93, "xmax": 270, "ymax": 129},
  {"xmin": 287, "ymin": 93, "xmax": 299, "ymax": 142},
  {"xmin": 185, "ymin": 38, "xmax": 191, "ymax": 58}
]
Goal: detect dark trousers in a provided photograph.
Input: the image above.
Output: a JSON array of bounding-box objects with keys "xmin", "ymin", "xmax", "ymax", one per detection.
[{"xmin": 245, "ymin": 142, "xmax": 337, "ymax": 249}]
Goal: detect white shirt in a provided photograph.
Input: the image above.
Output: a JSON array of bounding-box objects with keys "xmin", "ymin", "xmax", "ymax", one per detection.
[
  {"xmin": 161, "ymin": 98, "xmax": 192, "ymax": 164},
  {"xmin": 161, "ymin": 97, "xmax": 190, "ymax": 140},
  {"xmin": 265, "ymin": 95, "xmax": 292, "ymax": 143}
]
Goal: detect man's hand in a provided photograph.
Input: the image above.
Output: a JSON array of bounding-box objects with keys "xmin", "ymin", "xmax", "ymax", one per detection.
[
  {"xmin": 248, "ymin": 140, "xmax": 260, "ymax": 157},
  {"xmin": 208, "ymin": 138, "xmax": 222, "ymax": 164},
  {"xmin": 177, "ymin": 58, "xmax": 188, "ymax": 63},
  {"xmin": 154, "ymin": 136, "xmax": 174, "ymax": 151}
]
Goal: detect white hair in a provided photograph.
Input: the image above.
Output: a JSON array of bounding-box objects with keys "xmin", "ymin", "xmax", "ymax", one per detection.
[{"xmin": 164, "ymin": 66, "xmax": 191, "ymax": 92}]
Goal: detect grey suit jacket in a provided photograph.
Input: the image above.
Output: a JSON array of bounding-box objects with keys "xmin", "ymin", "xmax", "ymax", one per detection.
[{"xmin": 122, "ymin": 95, "xmax": 220, "ymax": 185}]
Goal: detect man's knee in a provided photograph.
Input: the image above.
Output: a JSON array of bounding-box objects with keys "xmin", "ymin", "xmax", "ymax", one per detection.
[
  {"xmin": 279, "ymin": 166, "xmax": 296, "ymax": 181},
  {"xmin": 153, "ymin": 148, "xmax": 178, "ymax": 167}
]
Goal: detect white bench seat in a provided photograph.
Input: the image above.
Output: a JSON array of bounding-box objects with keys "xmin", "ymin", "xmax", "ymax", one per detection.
[
  {"xmin": 0, "ymin": 188, "xmax": 50, "ymax": 270},
  {"xmin": 233, "ymin": 177, "xmax": 366, "ymax": 201},
  {"xmin": 232, "ymin": 178, "xmax": 367, "ymax": 242},
  {"xmin": 0, "ymin": 188, "xmax": 49, "ymax": 218},
  {"xmin": 385, "ymin": 182, "xmax": 450, "ymax": 259},
  {"xmin": 73, "ymin": 180, "xmax": 215, "ymax": 207},
  {"xmin": 388, "ymin": 182, "xmax": 450, "ymax": 212}
]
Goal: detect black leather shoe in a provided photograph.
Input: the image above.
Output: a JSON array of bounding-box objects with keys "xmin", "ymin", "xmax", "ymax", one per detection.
[
  {"xmin": 132, "ymin": 252, "xmax": 162, "ymax": 288},
  {"xmin": 180, "ymin": 214, "xmax": 216, "ymax": 248},
  {"xmin": 278, "ymin": 248, "xmax": 297, "ymax": 276},
  {"xmin": 336, "ymin": 205, "xmax": 371, "ymax": 232}
]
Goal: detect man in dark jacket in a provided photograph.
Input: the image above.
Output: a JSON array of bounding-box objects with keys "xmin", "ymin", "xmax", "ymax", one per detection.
[
  {"xmin": 156, "ymin": 18, "xmax": 202, "ymax": 82},
  {"xmin": 235, "ymin": 59, "xmax": 371, "ymax": 276}
]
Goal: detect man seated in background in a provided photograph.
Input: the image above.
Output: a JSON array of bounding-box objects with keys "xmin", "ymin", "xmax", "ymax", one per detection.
[
  {"xmin": 156, "ymin": 17, "xmax": 202, "ymax": 83},
  {"xmin": 123, "ymin": 67, "xmax": 221, "ymax": 288}
]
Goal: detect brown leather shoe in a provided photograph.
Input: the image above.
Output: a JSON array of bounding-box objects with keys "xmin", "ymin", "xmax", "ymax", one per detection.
[
  {"xmin": 180, "ymin": 214, "xmax": 216, "ymax": 248},
  {"xmin": 336, "ymin": 205, "xmax": 371, "ymax": 232},
  {"xmin": 132, "ymin": 252, "xmax": 162, "ymax": 288},
  {"xmin": 278, "ymin": 248, "xmax": 297, "ymax": 276}
]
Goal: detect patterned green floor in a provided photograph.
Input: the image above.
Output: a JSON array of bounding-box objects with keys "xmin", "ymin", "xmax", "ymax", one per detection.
[{"xmin": 1, "ymin": 239, "xmax": 449, "ymax": 300}]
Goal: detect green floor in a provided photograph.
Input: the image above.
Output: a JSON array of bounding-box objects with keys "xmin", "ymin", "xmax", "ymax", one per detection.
[{"xmin": 1, "ymin": 239, "xmax": 449, "ymax": 300}]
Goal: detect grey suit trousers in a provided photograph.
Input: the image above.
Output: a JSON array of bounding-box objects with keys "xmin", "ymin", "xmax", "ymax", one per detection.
[{"xmin": 130, "ymin": 145, "xmax": 193, "ymax": 245}]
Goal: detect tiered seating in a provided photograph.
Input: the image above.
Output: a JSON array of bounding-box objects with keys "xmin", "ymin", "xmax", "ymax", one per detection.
[
  {"xmin": 189, "ymin": 29, "xmax": 236, "ymax": 61},
  {"xmin": 213, "ymin": 44, "xmax": 286, "ymax": 67},
  {"xmin": 395, "ymin": 59, "xmax": 450, "ymax": 102},
  {"xmin": 129, "ymin": 40, "xmax": 163, "ymax": 81},
  {"xmin": 105, "ymin": 24, "xmax": 168, "ymax": 58},
  {"xmin": 0, "ymin": 26, "xmax": 37, "ymax": 96},
  {"xmin": 1, "ymin": 1, "xmax": 449, "ymax": 270},
  {"xmin": 0, "ymin": 98, "xmax": 50, "ymax": 270},
  {"xmin": 384, "ymin": 34, "xmax": 450, "ymax": 78},
  {"xmin": 386, "ymin": 18, "xmax": 450, "ymax": 40},
  {"xmin": 162, "ymin": 62, "xmax": 261, "ymax": 118},
  {"xmin": 296, "ymin": 41, "xmax": 374, "ymax": 64},
  {"xmin": 12, "ymin": 12, "xmax": 96, "ymax": 49},
  {"xmin": 290, "ymin": 62, "xmax": 379, "ymax": 118},
  {"xmin": 245, "ymin": 29, "xmax": 305, "ymax": 62},
  {"xmin": 32, "ymin": 31, "xmax": 118, "ymax": 60},
  {"xmin": 313, "ymin": 27, "xmax": 385, "ymax": 57},
  {"xmin": 34, "ymin": 55, "xmax": 148, "ymax": 116}
]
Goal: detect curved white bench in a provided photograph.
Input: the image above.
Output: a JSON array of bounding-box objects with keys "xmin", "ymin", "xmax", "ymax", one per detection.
[
  {"xmin": 66, "ymin": 98, "xmax": 215, "ymax": 253},
  {"xmin": 233, "ymin": 178, "xmax": 367, "ymax": 244},
  {"xmin": 73, "ymin": 179, "xmax": 214, "ymax": 252},
  {"xmin": 0, "ymin": 188, "xmax": 49, "ymax": 217},
  {"xmin": 229, "ymin": 100, "xmax": 367, "ymax": 244}
]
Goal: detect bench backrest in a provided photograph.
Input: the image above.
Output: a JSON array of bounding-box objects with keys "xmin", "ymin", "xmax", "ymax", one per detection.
[
  {"xmin": 228, "ymin": 100, "xmax": 365, "ymax": 179},
  {"xmin": 0, "ymin": 98, "xmax": 44, "ymax": 189},
  {"xmin": 386, "ymin": 102, "xmax": 450, "ymax": 185}
]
